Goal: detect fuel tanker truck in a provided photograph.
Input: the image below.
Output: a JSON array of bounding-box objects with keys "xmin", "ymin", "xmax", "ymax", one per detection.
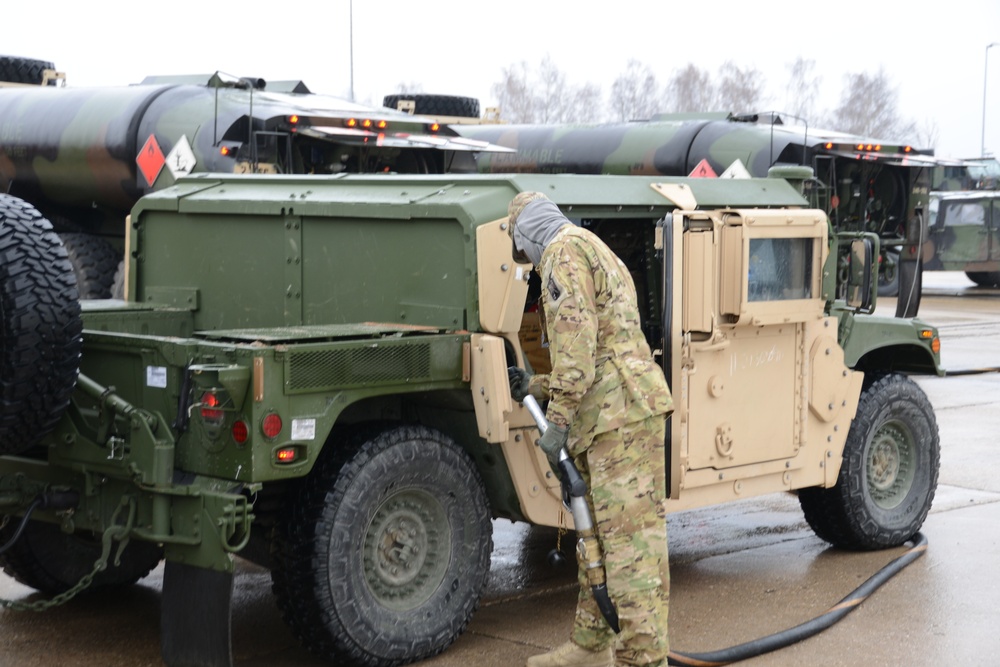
[
  {"xmin": 0, "ymin": 57, "xmax": 508, "ymax": 298},
  {"xmin": 449, "ymin": 111, "xmax": 939, "ymax": 318}
]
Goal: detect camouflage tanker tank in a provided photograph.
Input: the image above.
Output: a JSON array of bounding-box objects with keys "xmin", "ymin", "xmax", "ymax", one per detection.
[{"xmin": 0, "ymin": 61, "xmax": 509, "ymax": 297}]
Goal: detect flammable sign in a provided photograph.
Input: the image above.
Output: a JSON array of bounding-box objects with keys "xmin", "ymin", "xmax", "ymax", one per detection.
[
  {"xmin": 137, "ymin": 135, "xmax": 166, "ymax": 187},
  {"xmin": 688, "ymin": 159, "xmax": 718, "ymax": 178}
]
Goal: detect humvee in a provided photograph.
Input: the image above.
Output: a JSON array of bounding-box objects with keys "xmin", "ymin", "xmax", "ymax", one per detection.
[{"xmin": 0, "ymin": 171, "xmax": 940, "ymax": 666}]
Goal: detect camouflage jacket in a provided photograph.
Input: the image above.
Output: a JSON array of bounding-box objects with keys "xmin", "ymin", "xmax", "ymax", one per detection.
[{"xmin": 529, "ymin": 226, "xmax": 672, "ymax": 455}]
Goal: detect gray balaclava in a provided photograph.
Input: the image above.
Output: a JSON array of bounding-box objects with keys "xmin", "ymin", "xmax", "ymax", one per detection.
[{"xmin": 509, "ymin": 194, "xmax": 570, "ymax": 266}]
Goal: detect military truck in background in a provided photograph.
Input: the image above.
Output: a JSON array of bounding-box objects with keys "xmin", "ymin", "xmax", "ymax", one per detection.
[
  {"xmin": 450, "ymin": 112, "xmax": 938, "ymax": 317},
  {"xmin": 921, "ymin": 157, "xmax": 1000, "ymax": 287},
  {"xmin": 0, "ymin": 169, "xmax": 940, "ymax": 666},
  {"xmin": 0, "ymin": 56, "xmax": 509, "ymax": 298}
]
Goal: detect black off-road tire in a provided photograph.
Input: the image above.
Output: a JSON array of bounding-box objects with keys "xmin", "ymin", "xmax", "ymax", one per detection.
[
  {"xmin": 0, "ymin": 520, "xmax": 162, "ymax": 594},
  {"xmin": 965, "ymin": 270, "xmax": 1000, "ymax": 288},
  {"xmin": 382, "ymin": 94, "xmax": 480, "ymax": 118},
  {"xmin": 799, "ymin": 373, "xmax": 939, "ymax": 550},
  {"xmin": 0, "ymin": 195, "xmax": 82, "ymax": 455},
  {"xmin": 59, "ymin": 233, "xmax": 120, "ymax": 299},
  {"xmin": 0, "ymin": 55, "xmax": 56, "ymax": 85},
  {"xmin": 271, "ymin": 424, "xmax": 492, "ymax": 666},
  {"xmin": 877, "ymin": 249, "xmax": 900, "ymax": 297}
]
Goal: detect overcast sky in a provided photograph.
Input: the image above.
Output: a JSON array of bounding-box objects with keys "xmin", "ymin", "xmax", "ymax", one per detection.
[{"xmin": 6, "ymin": 0, "xmax": 1000, "ymax": 159}]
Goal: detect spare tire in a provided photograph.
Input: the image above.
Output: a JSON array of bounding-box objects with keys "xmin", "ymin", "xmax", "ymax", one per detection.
[
  {"xmin": 0, "ymin": 195, "xmax": 82, "ymax": 455},
  {"xmin": 382, "ymin": 94, "xmax": 480, "ymax": 119},
  {"xmin": 0, "ymin": 55, "xmax": 56, "ymax": 85},
  {"xmin": 59, "ymin": 233, "xmax": 120, "ymax": 299}
]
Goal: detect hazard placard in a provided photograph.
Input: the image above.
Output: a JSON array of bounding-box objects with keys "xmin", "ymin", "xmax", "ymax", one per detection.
[
  {"xmin": 136, "ymin": 135, "xmax": 166, "ymax": 187},
  {"xmin": 688, "ymin": 159, "xmax": 717, "ymax": 178},
  {"xmin": 720, "ymin": 159, "xmax": 752, "ymax": 179},
  {"xmin": 166, "ymin": 135, "xmax": 197, "ymax": 179}
]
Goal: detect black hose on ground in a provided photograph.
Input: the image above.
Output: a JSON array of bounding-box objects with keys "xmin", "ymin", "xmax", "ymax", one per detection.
[{"xmin": 667, "ymin": 532, "xmax": 929, "ymax": 667}]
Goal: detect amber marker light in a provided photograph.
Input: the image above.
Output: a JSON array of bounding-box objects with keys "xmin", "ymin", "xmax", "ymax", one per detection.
[
  {"xmin": 275, "ymin": 447, "xmax": 298, "ymax": 464},
  {"xmin": 288, "ymin": 114, "xmax": 299, "ymax": 124},
  {"xmin": 346, "ymin": 118, "xmax": 358, "ymax": 128},
  {"xmin": 824, "ymin": 142, "xmax": 834, "ymax": 149},
  {"xmin": 377, "ymin": 120, "xmax": 388, "ymax": 129}
]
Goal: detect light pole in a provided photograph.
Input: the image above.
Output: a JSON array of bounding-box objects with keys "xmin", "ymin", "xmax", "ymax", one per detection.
[{"xmin": 982, "ymin": 42, "xmax": 1000, "ymax": 157}]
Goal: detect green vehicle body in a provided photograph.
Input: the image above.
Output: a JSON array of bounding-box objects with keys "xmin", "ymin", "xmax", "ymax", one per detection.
[
  {"xmin": 922, "ymin": 158, "xmax": 1000, "ymax": 287},
  {"xmin": 454, "ymin": 112, "xmax": 938, "ymax": 316},
  {"xmin": 0, "ymin": 172, "xmax": 941, "ymax": 666}
]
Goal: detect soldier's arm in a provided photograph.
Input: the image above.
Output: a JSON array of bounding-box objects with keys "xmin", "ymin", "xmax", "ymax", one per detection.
[{"xmin": 543, "ymin": 242, "xmax": 598, "ymax": 427}]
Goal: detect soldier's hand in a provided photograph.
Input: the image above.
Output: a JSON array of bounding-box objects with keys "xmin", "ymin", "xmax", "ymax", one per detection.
[
  {"xmin": 537, "ymin": 421, "xmax": 569, "ymax": 477},
  {"xmin": 508, "ymin": 366, "xmax": 532, "ymax": 402}
]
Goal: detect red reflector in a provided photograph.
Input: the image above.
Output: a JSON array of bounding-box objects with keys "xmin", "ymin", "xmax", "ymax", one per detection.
[
  {"xmin": 276, "ymin": 447, "xmax": 298, "ymax": 463},
  {"xmin": 232, "ymin": 420, "xmax": 249, "ymax": 444},
  {"xmin": 201, "ymin": 392, "xmax": 224, "ymax": 420},
  {"xmin": 262, "ymin": 413, "xmax": 283, "ymax": 438}
]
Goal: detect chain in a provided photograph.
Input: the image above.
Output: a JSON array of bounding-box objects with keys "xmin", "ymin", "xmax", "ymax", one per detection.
[{"xmin": 0, "ymin": 498, "xmax": 135, "ymax": 612}]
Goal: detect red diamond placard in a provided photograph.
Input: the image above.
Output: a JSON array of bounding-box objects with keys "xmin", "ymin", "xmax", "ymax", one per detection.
[
  {"xmin": 688, "ymin": 158, "xmax": 718, "ymax": 178},
  {"xmin": 137, "ymin": 134, "xmax": 166, "ymax": 187}
]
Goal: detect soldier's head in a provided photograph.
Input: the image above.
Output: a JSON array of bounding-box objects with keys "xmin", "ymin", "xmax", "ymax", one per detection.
[{"xmin": 507, "ymin": 191, "xmax": 569, "ymax": 266}]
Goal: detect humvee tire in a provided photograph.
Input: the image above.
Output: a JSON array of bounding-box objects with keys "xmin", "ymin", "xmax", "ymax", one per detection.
[
  {"xmin": 59, "ymin": 233, "xmax": 120, "ymax": 299},
  {"xmin": 965, "ymin": 270, "xmax": 1000, "ymax": 288},
  {"xmin": 799, "ymin": 373, "xmax": 939, "ymax": 550},
  {"xmin": 382, "ymin": 94, "xmax": 480, "ymax": 119},
  {"xmin": 0, "ymin": 195, "xmax": 82, "ymax": 455},
  {"xmin": 111, "ymin": 259, "xmax": 126, "ymax": 300},
  {"xmin": 0, "ymin": 520, "xmax": 162, "ymax": 594},
  {"xmin": 271, "ymin": 424, "xmax": 492, "ymax": 666},
  {"xmin": 0, "ymin": 55, "xmax": 55, "ymax": 85},
  {"xmin": 877, "ymin": 249, "xmax": 900, "ymax": 297}
]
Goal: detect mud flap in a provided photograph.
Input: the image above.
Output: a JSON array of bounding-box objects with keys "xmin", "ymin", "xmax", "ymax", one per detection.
[{"xmin": 161, "ymin": 561, "xmax": 234, "ymax": 667}]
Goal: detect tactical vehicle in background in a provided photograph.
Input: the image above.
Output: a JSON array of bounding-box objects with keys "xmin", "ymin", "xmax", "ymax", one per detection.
[
  {"xmin": 0, "ymin": 170, "xmax": 940, "ymax": 666},
  {"xmin": 0, "ymin": 56, "xmax": 508, "ymax": 298},
  {"xmin": 921, "ymin": 157, "xmax": 1000, "ymax": 287},
  {"xmin": 452, "ymin": 112, "xmax": 938, "ymax": 317}
]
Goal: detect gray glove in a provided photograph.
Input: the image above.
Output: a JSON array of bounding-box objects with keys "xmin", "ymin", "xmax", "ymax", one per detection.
[
  {"xmin": 537, "ymin": 421, "xmax": 569, "ymax": 477},
  {"xmin": 508, "ymin": 366, "xmax": 532, "ymax": 402}
]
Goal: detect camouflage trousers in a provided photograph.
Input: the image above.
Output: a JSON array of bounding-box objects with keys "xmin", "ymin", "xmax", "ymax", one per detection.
[{"xmin": 571, "ymin": 415, "xmax": 669, "ymax": 667}]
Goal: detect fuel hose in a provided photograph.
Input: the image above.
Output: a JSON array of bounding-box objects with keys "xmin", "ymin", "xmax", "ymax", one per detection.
[
  {"xmin": 522, "ymin": 395, "xmax": 621, "ymax": 634},
  {"xmin": 667, "ymin": 532, "xmax": 929, "ymax": 666}
]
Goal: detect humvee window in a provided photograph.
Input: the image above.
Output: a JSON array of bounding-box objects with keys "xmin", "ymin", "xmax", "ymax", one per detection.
[
  {"xmin": 942, "ymin": 201, "xmax": 986, "ymax": 227},
  {"xmin": 748, "ymin": 238, "xmax": 813, "ymax": 301}
]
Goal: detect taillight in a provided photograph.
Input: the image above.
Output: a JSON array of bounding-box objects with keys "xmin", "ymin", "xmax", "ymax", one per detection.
[
  {"xmin": 232, "ymin": 420, "xmax": 249, "ymax": 444},
  {"xmin": 200, "ymin": 392, "xmax": 224, "ymax": 421},
  {"xmin": 261, "ymin": 413, "xmax": 283, "ymax": 439}
]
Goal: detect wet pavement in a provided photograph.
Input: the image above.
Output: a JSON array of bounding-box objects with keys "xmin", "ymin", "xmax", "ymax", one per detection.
[{"xmin": 1, "ymin": 272, "xmax": 999, "ymax": 667}]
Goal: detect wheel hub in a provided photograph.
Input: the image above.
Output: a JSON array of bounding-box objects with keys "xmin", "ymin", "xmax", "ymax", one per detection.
[
  {"xmin": 363, "ymin": 489, "xmax": 449, "ymax": 611},
  {"xmin": 867, "ymin": 422, "xmax": 915, "ymax": 509}
]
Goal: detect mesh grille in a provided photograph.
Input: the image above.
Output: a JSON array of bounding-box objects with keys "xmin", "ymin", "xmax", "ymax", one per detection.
[{"xmin": 287, "ymin": 343, "xmax": 432, "ymax": 391}]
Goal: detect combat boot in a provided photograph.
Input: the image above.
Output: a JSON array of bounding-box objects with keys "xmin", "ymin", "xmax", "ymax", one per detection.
[{"xmin": 526, "ymin": 641, "xmax": 614, "ymax": 667}]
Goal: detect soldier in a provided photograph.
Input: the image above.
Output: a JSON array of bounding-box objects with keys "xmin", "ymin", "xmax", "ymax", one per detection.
[{"xmin": 506, "ymin": 192, "xmax": 673, "ymax": 667}]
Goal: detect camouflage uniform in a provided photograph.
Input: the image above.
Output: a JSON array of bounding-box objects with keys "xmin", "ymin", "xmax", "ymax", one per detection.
[{"xmin": 510, "ymin": 193, "xmax": 673, "ymax": 667}]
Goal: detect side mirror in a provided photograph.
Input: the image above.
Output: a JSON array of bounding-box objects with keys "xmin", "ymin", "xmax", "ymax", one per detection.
[{"xmin": 846, "ymin": 238, "xmax": 875, "ymax": 311}]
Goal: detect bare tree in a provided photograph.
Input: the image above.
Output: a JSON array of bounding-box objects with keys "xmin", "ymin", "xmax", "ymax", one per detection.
[
  {"xmin": 716, "ymin": 61, "xmax": 767, "ymax": 112},
  {"xmin": 829, "ymin": 68, "xmax": 917, "ymax": 141},
  {"xmin": 491, "ymin": 61, "xmax": 535, "ymax": 123},
  {"xmin": 393, "ymin": 81, "xmax": 424, "ymax": 94},
  {"xmin": 610, "ymin": 59, "xmax": 661, "ymax": 122},
  {"xmin": 783, "ymin": 57, "xmax": 821, "ymax": 124},
  {"xmin": 914, "ymin": 118, "xmax": 941, "ymax": 150},
  {"xmin": 663, "ymin": 64, "xmax": 715, "ymax": 113},
  {"xmin": 491, "ymin": 56, "xmax": 604, "ymax": 123}
]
